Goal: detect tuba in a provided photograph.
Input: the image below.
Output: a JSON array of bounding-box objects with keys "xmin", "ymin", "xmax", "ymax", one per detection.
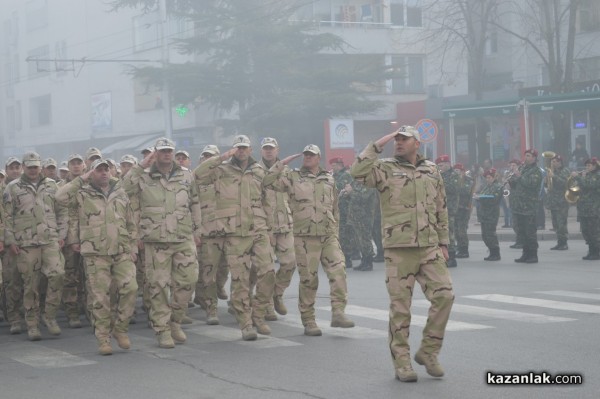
[
  {"xmin": 564, "ymin": 174, "xmax": 581, "ymax": 204},
  {"xmin": 542, "ymin": 151, "xmax": 555, "ymax": 190}
]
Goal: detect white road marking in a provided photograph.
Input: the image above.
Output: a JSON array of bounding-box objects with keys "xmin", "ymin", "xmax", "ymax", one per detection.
[
  {"xmin": 5, "ymin": 345, "xmax": 96, "ymax": 368},
  {"xmin": 465, "ymin": 294, "xmax": 600, "ymax": 314},
  {"xmin": 185, "ymin": 324, "xmax": 302, "ymax": 348},
  {"xmin": 536, "ymin": 290, "xmax": 600, "ymax": 301},
  {"xmin": 278, "ymin": 315, "xmax": 388, "ymax": 339}
]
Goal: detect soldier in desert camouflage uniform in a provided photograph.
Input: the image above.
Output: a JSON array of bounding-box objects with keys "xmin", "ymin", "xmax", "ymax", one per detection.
[
  {"xmin": 56, "ymin": 159, "xmax": 138, "ymax": 355},
  {"xmin": 123, "ymin": 138, "xmax": 201, "ymax": 348},
  {"xmin": 4, "ymin": 152, "xmax": 67, "ymax": 341},
  {"xmin": 264, "ymin": 144, "xmax": 355, "ymax": 337},
  {"xmin": 350, "ymin": 126, "xmax": 454, "ymax": 383},
  {"xmin": 194, "ymin": 135, "xmax": 275, "ymax": 341}
]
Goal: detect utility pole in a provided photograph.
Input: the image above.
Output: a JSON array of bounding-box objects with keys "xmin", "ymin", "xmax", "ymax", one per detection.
[{"xmin": 159, "ymin": 0, "xmax": 173, "ymax": 140}]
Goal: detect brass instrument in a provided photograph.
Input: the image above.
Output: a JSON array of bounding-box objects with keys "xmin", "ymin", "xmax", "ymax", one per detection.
[
  {"xmin": 565, "ymin": 172, "xmax": 583, "ymax": 204},
  {"xmin": 542, "ymin": 151, "xmax": 556, "ymax": 190},
  {"xmin": 501, "ymin": 171, "xmax": 515, "ymax": 197}
]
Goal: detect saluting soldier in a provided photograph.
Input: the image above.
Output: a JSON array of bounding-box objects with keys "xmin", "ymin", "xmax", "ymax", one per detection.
[
  {"xmin": 544, "ymin": 154, "xmax": 570, "ymax": 250},
  {"xmin": 477, "ymin": 168, "xmax": 503, "ymax": 261},
  {"xmin": 454, "ymin": 163, "xmax": 474, "ymax": 259},
  {"xmin": 571, "ymin": 158, "xmax": 600, "ymax": 260},
  {"xmin": 509, "ymin": 149, "xmax": 543, "ymax": 264},
  {"xmin": 436, "ymin": 155, "xmax": 460, "ymax": 267}
]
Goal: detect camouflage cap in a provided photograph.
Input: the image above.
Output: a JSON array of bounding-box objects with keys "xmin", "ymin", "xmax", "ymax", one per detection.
[
  {"xmin": 90, "ymin": 158, "xmax": 110, "ymax": 170},
  {"xmin": 68, "ymin": 153, "xmax": 85, "ymax": 163},
  {"xmin": 43, "ymin": 158, "xmax": 58, "ymax": 168},
  {"xmin": 261, "ymin": 137, "xmax": 278, "ymax": 148},
  {"xmin": 155, "ymin": 137, "xmax": 175, "ymax": 150},
  {"xmin": 175, "ymin": 150, "xmax": 190, "ymax": 158},
  {"xmin": 22, "ymin": 152, "xmax": 42, "ymax": 167},
  {"xmin": 120, "ymin": 154, "xmax": 137, "ymax": 165},
  {"xmin": 105, "ymin": 158, "xmax": 116, "ymax": 166},
  {"xmin": 86, "ymin": 147, "xmax": 102, "ymax": 160},
  {"xmin": 5, "ymin": 156, "xmax": 21, "ymax": 167},
  {"xmin": 232, "ymin": 135, "xmax": 251, "ymax": 148},
  {"xmin": 59, "ymin": 161, "xmax": 69, "ymax": 171},
  {"xmin": 302, "ymin": 144, "xmax": 321, "ymax": 155},
  {"xmin": 0, "ymin": 169, "xmax": 5, "ymax": 176},
  {"xmin": 141, "ymin": 147, "xmax": 153, "ymax": 155},
  {"xmin": 395, "ymin": 125, "xmax": 421, "ymax": 141},
  {"xmin": 201, "ymin": 144, "xmax": 220, "ymax": 156}
]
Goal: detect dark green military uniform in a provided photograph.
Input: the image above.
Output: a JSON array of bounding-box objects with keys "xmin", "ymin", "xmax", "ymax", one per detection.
[
  {"xmin": 478, "ymin": 181, "xmax": 503, "ymax": 260},
  {"xmin": 573, "ymin": 166, "xmax": 600, "ymax": 259},
  {"xmin": 440, "ymin": 168, "xmax": 460, "ymax": 261},
  {"xmin": 544, "ymin": 166, "xmax": 570, "ymax": 249},
  {"xmin": 455, "ymin": 175, "xmax": 474, "ymax": 257},
  {"xmin": 509, "ymin": 162, "xmax": 543, "ymax": 262},
  {"xmin": 347, "ymin": 182, "xmax": 377, "ymax": 270},
  {"xmin": 333, "ymin": 167, "xmax": 357, "ymax": 266}
]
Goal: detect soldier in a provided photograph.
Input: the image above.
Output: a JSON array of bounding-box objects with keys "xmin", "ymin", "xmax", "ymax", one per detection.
[
  {"xmin": 544, "ymin": 154, "xmax": 570, "ymax": 250},
  {"xmin": 350, "ymin": 126, "xmax": 454, "ymax": 383},
  {"xmin": 194, "ymin": 135, "xmax": 275, "ymax": 341},
  {"xmin": 571, "ymin": 158, "xmax": 600, "ymax": 260},
  {"xmin": 106, "ymin": 159, "xmax": 118, "ymax": 178},
  {"xmin": 58, "ymin": 161, "xmax": 69, "ymax": 181},
  {"xmin": 3, "ymin": 152, "xmax": 67, "ymax": 341},
  {"xmin": 175, "ymin": 150, "xmax": 192, "ymax": 169},
  {"xmin": 506, "ymin": 159, "xmax": 523, "ymax": 249},
  {"xmin": 477, "ymin": 168, "xmax": 503, "ymax": 261},
  {"xmin": 346, "ymin": 180, "xmax": 377, "ymax": 271},
  {"xmin": 436, "ymin": 155, "xmax": 460, "ymax": 267},
  {"xmin": 509, "ymin": 149, "xmax": 543, "ymax": 263},
  {"xmin": 258, "ymin": 137, "xmax": 296, "ymax": 317},
  {"xmin": 119, "ymin": 154, "xmax": 138, "ymax": 178},
  {"xmin": 85, "ymin": 147, "xmax": 102, "ymax": 168},
  {"xmin": 264, "ymin": 144, "xmax": 355, "ymax": 337},
  {"xmin": 122, "ymin": 137, "xmax": 201, "ymax": 348},
  {"xmin": 0, "ymin": 169, "xmax": 5, "ymax": 186},
  {"xmin": 2, "ymin": 157, "xmax": 25, "ymax": 334},
  {"xmin": 330, "ymin": 157, "xmax": 356, "ymax": 269},
  {"xmin": 56, "ymin": 159, "xmax": 138, "ymax": 355},
  {"xmin": 42, "ymin": 158, "xmax": 58, "ymax": 180},
  {"xmin": 454, "ymin": 164, "xmax": 474, "ymax": 258}
]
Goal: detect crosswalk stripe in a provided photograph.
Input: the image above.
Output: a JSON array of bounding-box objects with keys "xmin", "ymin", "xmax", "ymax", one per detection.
[
  {"xmin": 465, "ymin": 294, "xmax": 600, "ymax": 314},
  {"xmin": 185, "ymin": 324, "xmax": 302, "ymax": 348},
  {"xmin": 277, "ymin": 315, "xmax": 388, "ymax": 339},
  {"xmin": 413, "ymin": 300, "xmax": 576, "ymax": 323},
  {"xmin": 4, "ymin": 345, "xmax": 96, "ymax": 368},
  {"xmin": 336, "ymin": 305, "xmax": 492, "ymax": 331},
  {"xmin": 536, "ymin": 290, "xmax": 600, "ymax": 301}
]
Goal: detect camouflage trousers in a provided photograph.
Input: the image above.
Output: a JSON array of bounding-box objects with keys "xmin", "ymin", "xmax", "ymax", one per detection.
[
  {"xmin": 481, "ymin": 221, "xmax": 499, "ymax": 251},
  {"xmin": 339, "ymin": 212, "xmax": 358, "ymax": 258},
  {"xmin": 349, "ymin": 219, "xmax": 375, "ymax": 260},
  {"xmin": 385, "ymin": 246, "xmax": 454, "ymax": 369},
  {"xmin": 272, "ymin": 232, "xmax": 297, "ymax": 298},
  {"xmin": 16, "ymin": 243, "xmax": 65, "ymax": 328},
  {"xmin": 447, "ymin": 214, "xmax": 456, "ymax": 252},
  {"xmin": 144, "ymin": 241, "xmax": 198, "ymax": 333},
  {"xmin": 83, "ymin": 253, "xmax": 137, "ymax": 338},
  {"xmin": 196, "ymin": 237, "xmax": 227, "ymax": 313},
  {"xmin": 510, "ymin": 209, "xmax": 523, "ymax": 245},
  {"xmin": 580, "ymin": 216, "xmax": 600, "ymax": 249},
  {"xmin": 513, "ymin": 213, "xmax": 538, "ymax": 250},
  {"xmin": 2, "ymin": 251, "xmax": 23, "ymax": 323},
  {"xmin": 294, "ymin": 235, "xmax": 348, "ymax": 324},
  {"xmin": 62, "ymin": 245, "xmax": 84, "ymax": 319},
  {"xmin": 135, "ymin": 243, "xmax": 151, "ymax": 312},
  {"xmin": 550, "ymin": 207, "xmax": 569, "ymax": 244},
  {"xmin": 455, "ymin": 209, "xmax": 471, "ymax": 249}
]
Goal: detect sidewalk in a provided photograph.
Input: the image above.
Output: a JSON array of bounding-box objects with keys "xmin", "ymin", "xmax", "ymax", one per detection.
[{"xmin": 466, "ymin": 208, "xmax": 582, "ymax": 242}]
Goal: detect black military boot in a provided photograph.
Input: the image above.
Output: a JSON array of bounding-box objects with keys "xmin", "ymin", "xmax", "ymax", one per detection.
[
  {"xmin": 373, "ymin": 251, "xmax": 385, "ymax": 263},
  {"xmin": 345, "ymin": 255, "xmax": 353, "ymax": 269},
  {"xmin": 455, "ymin": 247, "xmax": 469, "ymax": 259},
  {"xmin": 446, "ymin": 251, "xmax": 457, "ymax": 268},
  {"xmin": 524, "ymin": 249, "xmax": 538, "ymax": 263},
  {"xmin": 514, "ymin": 249, "xmax": 528, "ymax": 263},
  {"xmin": 551, "ymin": 241, "xmax": 568, "ymax": 250},
  {"xmin": 484, "ymin": 248, "xmax": 501, "ymax": 261},
  {"xmin": 583, "ymin": 247, "xmax": 600, "ymax": 260},
  {"xmin": 356, "ymin": 256, "xmax": 373, "ymax": 271},
  {"xmin": 509, "ymin": 243, "xmax": 523, "ymax": 249}
]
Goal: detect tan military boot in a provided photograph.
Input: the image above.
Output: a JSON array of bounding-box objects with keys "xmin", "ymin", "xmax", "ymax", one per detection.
[
  {"xmin": 331, "ymin": 312, "xmax": 355, "ymax": 328},
  {"xmin": 112, "ymin": 332, "xmax": 131, "ymax": 350},
  {"xmin": 181, "ymin": 315, "xmax": 194, "ymax": 325},
  {"xmin": 170, "ymin": 322, "xmax": 187, "ymax": 344},
  {"xmin": 10, "ymin": 321, "xmax": 22, "ymax": 335},
  {"xmin": 241, "ymin": 326, "xmax": 257, "ymax": 341},
  {"xmin": 42, "ymin": 315, "xmax": 62, "ymax": 336},
  {"xmin": 27, "ymin": 326, "xmax": 42, "ymax": 341},
  {"xmin": 206, "ymin": 309, "xmax": 219, "ymax": 325},
  {"xmin": 414, "ymin": 349, "xmax": 444, "ymax": 377},
  {"xmin": 395, "ymin": 364, "xmax": 418, "ymax": 382},
  {"xmin": 265, "ymin": 306, "xmax": 278, "ymax": 321},
  {"xmin": 217, "ymin": 287, "xmax": 228, "ymax": 300},
  {"xmin": 98, "ymin": 339, "xmax": 113, "ymax": 356},
  {"xmin": 68, "ymin": 316, "xmax": 82, "ymax": 329},
  {"xmin": 253, "ymin": 318, "xmax": 271, "ymax": 335},
  {"xmin": 273, "ymin": 296, "xmax": 288, "ymax": 315},
  {"xmin": 303, "ymin": 321, "xmax": 322, "ymax": 336},
  {"xmin": 157, "ymin": 330, "xmax": 175, "ymax": 349}
]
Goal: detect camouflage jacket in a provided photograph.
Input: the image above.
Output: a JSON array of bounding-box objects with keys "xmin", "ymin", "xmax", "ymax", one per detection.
[
  {"xmin": 350, "ymin": 142, "xmax": 449, "ymax": 248},
  {"xmin": 347, "ymin": 181, "xmax": 377, "ymax": 226},
  {"xmin": 56, "ymin": 177, "xmax": 136, "ymax": 256},
  {"xmin": 260, "ymin": 159, "xmax": 293, "ymax": 234},
  {"xmin": 544, "ymin": 166, "xmax": 570, "ymax": 210},
  {"xmin": 194, "ymin": 155, "xmax": 269, "ymax": 237},
  {"xmin": 195, "ymin": 166, "xmax": 219, "ymax": 238},
  {"xmin": 457, "ymin": 175, "xmax": 474, "ymax": 212},
  {"xmin": 508, "ymin": 163, "xmax": 543, "ymax": 215},
  {"xmin": 263, "ymin": 161, "xmax": 338, "ymax": 237},
  {"xmin": 478, "ymin": 182, "xmax": 503, "ymax": 224},
  {"xmin": 574, "ymin": 169, "xmax": 600, "ymax": 217},
  {"xmin": 333, "ymin": 167, "xmax": 353, "ymax": 210},
  {"xmin": 441, "ymin": 168, "xmax": 460, "ymax": 216},
  {"xmin": 3, "ymin": 175, "xmax": 67, "ymax": 247},
  {"xmin": 122, "ymin": 162, "xmax": 201, "ymax": 243}
]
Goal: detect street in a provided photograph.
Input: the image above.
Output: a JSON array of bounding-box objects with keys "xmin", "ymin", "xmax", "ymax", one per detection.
[{"xmin": 0, "ymin": 240, "xmax": 599, "ymax": 399}]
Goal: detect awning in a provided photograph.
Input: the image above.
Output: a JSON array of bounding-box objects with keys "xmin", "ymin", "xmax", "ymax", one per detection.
[
  {"xmin": 100, "ymin": 134, "xmax": 162, "ymax": 156},
  {"xmin": 443, "ymin": 100, "xmax": 519, "ymax": 118},
  {"xmin": 525, "ymin": 92, "xmax": 600, "ymax": 112}
]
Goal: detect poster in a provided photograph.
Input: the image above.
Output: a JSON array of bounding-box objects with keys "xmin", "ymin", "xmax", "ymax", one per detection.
[{"xmin": 91, "ymin": 92, "xmax": 112, "ymax": 133}]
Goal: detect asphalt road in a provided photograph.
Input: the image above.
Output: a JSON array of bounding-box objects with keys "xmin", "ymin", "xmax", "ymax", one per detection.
[{"xmin": 1, "ymin": 240, "xmax": 599, "ymax": 399}]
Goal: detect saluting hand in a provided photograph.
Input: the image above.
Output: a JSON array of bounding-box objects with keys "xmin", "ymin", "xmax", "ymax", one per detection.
[
  {"xmin": 140, "ymin": 150, "xmax": 157, "ymax": 169},
  {"xmin": 375, "ymin": 130, "xmax": 401, "ymax": 148},
  {"xmin": 281, "ymin": 153, "xmax": 302, "ymax": 165},
  {"xmin": 80, "ymin": 169, "xmax": 93, "ymax": 182},
  {"xmin": 220, "ymin": 148, "xmax": 237, "ymax": 161}
]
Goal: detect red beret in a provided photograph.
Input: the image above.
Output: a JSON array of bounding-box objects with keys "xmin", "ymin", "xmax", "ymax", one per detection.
[
  {"xmin": 483, "ymin": 168, "xmax": 497, "ymax": 178},
  {"xmin": 509, "ymin": 159, "xmax": 522, "ymax": 165},
  {"xmin": 584, "ymin": 157, "xmax": 599, "ymax": 166},
  {"xmin": 329, "ymin": 157, "xmax": 344, "ymax": 165},
  {"xmin": 524, "ymin": 149, "xmax": 538, "ymax": 157},
  {"xmin": 453, "ymin": 163, "xmax": 464, "ymax": 171},
  {"xmin": 435, "ymin": 154, "xmax": 450, "ymax": 164}
]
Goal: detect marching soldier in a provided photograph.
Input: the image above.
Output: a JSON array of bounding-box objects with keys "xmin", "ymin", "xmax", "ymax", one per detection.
[
  {"xmin": 477, "ymin": 168, "xmax": 503, "ymax": 261},
  {"xmin": 454, "ymin": 163, "xmax": 474, "ymax": 259},
  {"xmin": 330, "ymin": 157, "xmax": 356, "ymax": 268},
  {"xmin": 509, "ymin": 149, "xmax": 543, "ymax": 264},
  {"xmin": 264, "ymin": 144, "xmax": 355, "ymax": 337},
  {"xmin": 571, "ymin": 158, "xmax": 600, "ymax": 260},
  {"xmin": 436, "ymin": 155, "xmax": 460, "ymax": 267},
  {"xmin": 350, "ymin": 126, "xmax": 454, "ymax": 382},
  {"xmin": 544, "ymin": 154, "xmax": 570, "ymax": 250}
]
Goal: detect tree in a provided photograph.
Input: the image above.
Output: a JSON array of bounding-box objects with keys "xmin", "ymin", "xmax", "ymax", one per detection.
[{"xmin": 111, "ymin": 0, "xmax": 386, "ymax": 147}]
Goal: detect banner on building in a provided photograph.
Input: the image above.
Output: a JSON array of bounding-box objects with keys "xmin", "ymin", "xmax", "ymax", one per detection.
[
  {"xmin": 91, "ymin": 92, "xmax": 112, "ymax": 133},
  {"xmin": 329, "ymin": 119, "xmax": 354, "ymax": 149}
]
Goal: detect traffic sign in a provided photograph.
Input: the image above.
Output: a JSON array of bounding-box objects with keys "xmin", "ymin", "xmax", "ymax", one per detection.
[{"xmin": 415, "ymin": 119, "xmax": 438, "ymax": 143}]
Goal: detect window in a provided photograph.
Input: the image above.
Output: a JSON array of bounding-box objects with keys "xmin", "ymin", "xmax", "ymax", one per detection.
[
  {"xmin": 30, "ymin": 94, "xmax": 51, "ymax": 127},
  {"xmin": 391, "ymin": 0, "xmax": 422, "ymax": 27},
  {"xmin": 133, "ymin": 11, "xmax": 160, "ymax": 52},
  {"xmin": 27, "ymin": 45, "xmax": 49, "ymax": 78},
  {"xmin": 390, "ymin": 55, "xmax": 424, "ymax": 94},
  {"xmin": 5, "ymin": 102, "xmax": 21, "ymax": 138}
]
